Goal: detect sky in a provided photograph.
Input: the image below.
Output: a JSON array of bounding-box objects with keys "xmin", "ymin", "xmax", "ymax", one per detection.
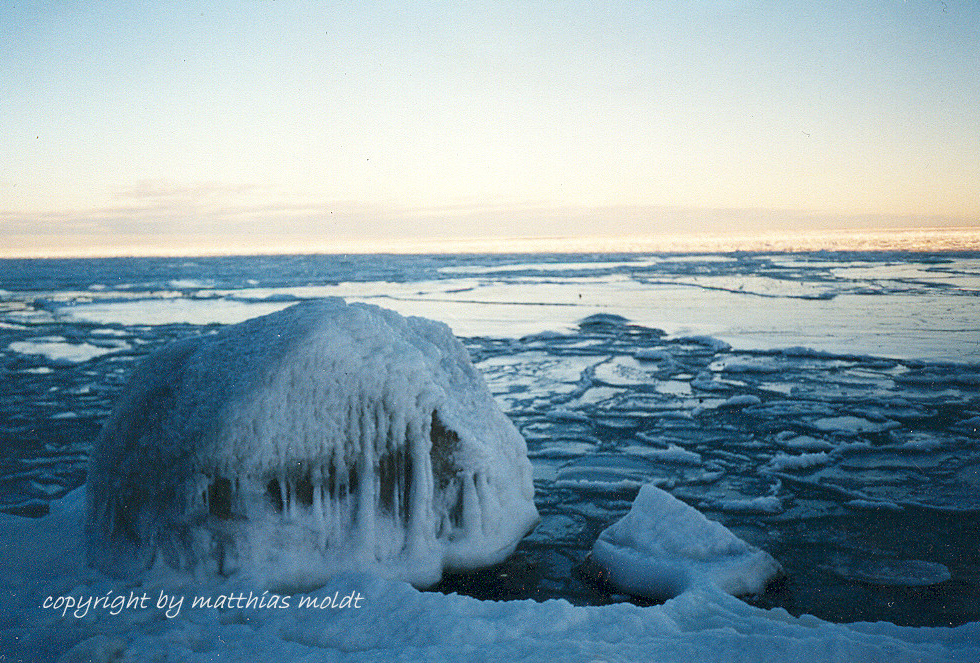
[{"xmin": 2, "ymin": 0, "xmax": 979, "ymax": 256}]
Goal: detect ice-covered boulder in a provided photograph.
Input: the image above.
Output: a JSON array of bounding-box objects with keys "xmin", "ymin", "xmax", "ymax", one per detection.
[
  {"xmin": 590, "ymin": 484, "xmax": 781, "ymax": 599},
  {"xmin": 85, "ymin": 299, "xmax": 538, "ymax": 588}
]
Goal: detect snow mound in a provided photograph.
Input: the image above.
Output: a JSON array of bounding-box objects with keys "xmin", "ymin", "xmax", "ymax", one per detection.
[
  {"xmin": 85, "ymin": 299, "xmax": 538, "ymax": 589},
  {"xmin": 591, "ymin": 484, "xmax": 782, "ymax": 599}
]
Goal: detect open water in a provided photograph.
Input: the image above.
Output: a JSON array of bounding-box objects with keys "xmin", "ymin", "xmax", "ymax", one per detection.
[{"xmin": 1, "ymin": 251, "xmax": 978, "ymax": 627}]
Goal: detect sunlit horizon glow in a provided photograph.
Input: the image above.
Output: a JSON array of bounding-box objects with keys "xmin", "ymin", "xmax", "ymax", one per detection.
[
  {"xmin": 2, "ymin": 1, "xmax": 978, "ymax": 258},
  {"xmin": 5, "ymin": 226, "xmax": 978, "ymax": 259}
]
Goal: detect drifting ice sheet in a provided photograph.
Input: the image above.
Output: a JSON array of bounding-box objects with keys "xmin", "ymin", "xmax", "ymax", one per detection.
[
  {"xmin": 85, "ymin": 299, "xmax": 539, "ymax": 588},
  {"xmin": 591, "ymin": 483, "xmax": 782, "ymax": 598}
]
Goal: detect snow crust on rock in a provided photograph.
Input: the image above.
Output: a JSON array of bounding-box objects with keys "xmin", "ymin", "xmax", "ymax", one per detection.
[
  {"xmin": 591, "ymin": 484, "xmax": 782, "ymax": 598},
  {"xmin": 85, "ymin": 299, "xmax": 538, "ymax": 588}
]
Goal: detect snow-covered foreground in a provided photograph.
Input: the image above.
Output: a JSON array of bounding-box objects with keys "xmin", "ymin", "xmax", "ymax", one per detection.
[{"xmin": 3, "ymin": 489, "xmax": 979, "ymax": 663}]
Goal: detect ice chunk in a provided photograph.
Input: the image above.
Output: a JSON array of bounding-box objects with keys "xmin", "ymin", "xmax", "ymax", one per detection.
[
  {"xmin": 713, "ymin": 496, "xmax": 784, "ymax": 514},
  {"xmin": 638, "ymin": 444, "xmax": 703, "ymax": 465},
  {"xmin": 8, "ymin": 337, "xmax": 125, "ymax": 363},
  {"xmin": 720, "ymin": 394, "xmax": 762, "ymax": 408},
  {"xmin": 546, "ymin": 408, "xmax": 591, "ymax": 423},
  {"xmin": 634, "ymin": 348, "xmax": 670, "ymax": 361},
  {"xmin": 766, "ymin": 452, "xmax": 831, "ymax": 472},
  {"xmin": 775, "ymin": 433, "xmax": 835, "ymax": 452},
  {"xmin": 85, "ymin": 299, "xmax": 538, "ymax": 589},
  {"xmin": 590, "ymin": 484, "xmax": 782, "ymax": 599},
  {"xmin": 812, "ymin": 416, "xmax": 900, "ymax": 434},
  {"xmin": 714, "ymin": 358, "xmax": 781, "ymax": 374},
  {"xmin": 579, "ymin": 313, "xmax": 631, "ymax": 330},
  {"xmin": 846, "ymin": 499, "xmax": 904, "ymax": 512},
  {"xmin": 829, "ymin": 557, "xmax": 951, "ymax": 587},
  {"xmin": 675, "ymin": 335, "xmax": 732, "ymax": 352}
]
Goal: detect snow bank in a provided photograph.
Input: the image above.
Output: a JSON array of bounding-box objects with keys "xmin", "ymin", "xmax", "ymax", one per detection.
[
  {"xmin": 591, "ymin": 484, "xmax": 782, "ymax": 599},
  {"xmin": 85, "ymin": 299, "xmax": 538, "ymax": 589},
  {"xmin": 5, "ymin": 490, "xmax": 980, "ymax": 663}
]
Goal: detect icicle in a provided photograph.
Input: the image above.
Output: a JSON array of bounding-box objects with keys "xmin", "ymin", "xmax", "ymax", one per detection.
[
  {"xmin": 288, "ymin": 477, "xmax": 298, "ymax": 520},
  {"xmin": 373, "ymin": 399, "xmax": 384, "ymax": 514},
  {"xmin": 475, "ymin": 472, "xmax": 494, "ymax": 537},
  {"xmin": 278, "ymin": 472, "xmax": 288, "ymax": 519},
  {"xmin": 325, "ymin": 456, "xmax": 339, "ymax": 544},
  {"xmin": 346, "ymin": 397, "xmax": 357, "ymax": 459},
  {"xmin": 339, "ymin": 454, "xmax": 349, "ymax": 503},
  {"xmin": 392, "ymin": 408, "xmax": 408, "ymax": 533},
  {"xmin": 406, "ymin": 419, "xmax": 429, "ymax": 556},
  {"xmin": 357, "ymin": 402, "xmax": 377, "ymax": 559},
  {"xmin": 312, "ymin": 467, "xmax": 324, "ymax": 519},
  {"xmin": 462, "ymin": 471, "xmax": 481, "ymax": 537},
  {"xmin": 199, "ymin": 473, "xmax": 209, "ymax": 513},
  {"xmin": 312, "ymin": 466, "xmax": 325, "ymax": 549},
  {"xmin": 393, "ymin": 447, "xmax": 403, "ymax": 528}
]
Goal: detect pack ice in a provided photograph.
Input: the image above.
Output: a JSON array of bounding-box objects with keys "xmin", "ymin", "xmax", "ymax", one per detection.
[{"xmin": 85, "ymin": 299, "xmax": 539, "ymax": 588}]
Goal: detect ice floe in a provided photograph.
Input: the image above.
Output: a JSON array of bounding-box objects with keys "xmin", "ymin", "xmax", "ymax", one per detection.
[
  {"xmin": 828, "ymin": 556, "xmax": 952, "ymax": 587},
  {"xmin": 590, "ymin": 484, "xmax": 783, "ymax": 599}
]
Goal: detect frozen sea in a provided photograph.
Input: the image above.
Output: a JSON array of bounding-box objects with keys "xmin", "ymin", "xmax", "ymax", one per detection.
[{"xmin": 2, "ymin": 249, "xmax": 980, "ymax": 660}]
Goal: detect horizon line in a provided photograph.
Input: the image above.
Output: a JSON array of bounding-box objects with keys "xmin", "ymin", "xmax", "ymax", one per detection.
[{"xmin": 3, "ymin": 226, "xmax": 980, "ymax": 260}]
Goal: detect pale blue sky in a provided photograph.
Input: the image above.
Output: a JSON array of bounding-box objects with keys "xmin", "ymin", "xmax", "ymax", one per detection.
[{"xmin": 2, "ymin": 1, "xmax": 978, "ymax": 255}]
